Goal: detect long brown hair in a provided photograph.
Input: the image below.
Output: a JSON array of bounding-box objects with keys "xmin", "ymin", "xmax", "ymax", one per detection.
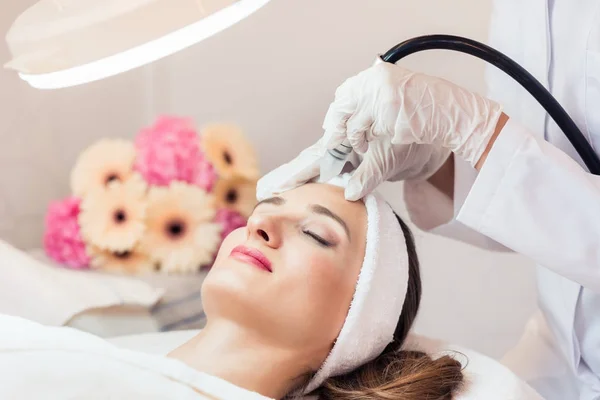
[{"xmin": 317, "ymin": 214, "xmax": 464, "ymax": 399}]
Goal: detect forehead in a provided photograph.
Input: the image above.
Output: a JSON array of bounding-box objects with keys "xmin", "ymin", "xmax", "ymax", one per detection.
[{"xmin": 280, "ymin": 183, "xmax": 367, "ymax": 237}]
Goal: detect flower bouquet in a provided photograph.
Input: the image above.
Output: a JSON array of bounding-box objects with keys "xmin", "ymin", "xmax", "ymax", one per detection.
[{"xmin": 44, "ymin": 116, "xmax": 259, "ymax": 274}]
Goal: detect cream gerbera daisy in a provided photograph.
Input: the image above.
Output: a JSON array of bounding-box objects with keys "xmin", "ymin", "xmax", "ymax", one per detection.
[
  {"xmin": 140, "ymin": 182, "xmax": 222, "ymax": 274},
  {"xmin": 213, "ymin": 176, "xmax": 257, "ymax": 218},
  {"xmin": 88, "ymin": 245, "xmax": 155, "ymax": 275},
  {"xmin": 79, "ymin": 174, "xmax": 147, "ymax": 252},
  {"xmin": 70, "ymin": 138, "xmax": 136, "ymax": 198},
  {"xmin": 200, "ymin": 123, "xmax": 260, "ymax": 180}
]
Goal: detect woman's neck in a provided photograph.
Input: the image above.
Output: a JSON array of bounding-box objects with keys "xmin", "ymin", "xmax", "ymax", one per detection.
[{"xmin": 168, "ymin": 320, "xmax": 308, "ymax": 399}]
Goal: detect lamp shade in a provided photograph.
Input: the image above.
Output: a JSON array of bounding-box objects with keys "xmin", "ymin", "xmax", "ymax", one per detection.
[{"xmin": 4, "ymin": 0, "xmax": 272, "ymax": 89}]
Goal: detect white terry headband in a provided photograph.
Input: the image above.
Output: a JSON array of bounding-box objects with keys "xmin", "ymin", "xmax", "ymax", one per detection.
[{"xmin": 302, "ymin": 175, "xmax": 410, "ymax": 394}]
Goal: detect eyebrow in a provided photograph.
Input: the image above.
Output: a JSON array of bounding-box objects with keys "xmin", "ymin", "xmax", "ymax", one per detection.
[
  {"xmin": 309, "ymin": 204, "xmax": 351, "ymax": 240},
  {"xmin": 254, "ymin": 196, "xmax": 351, "ymax": 240}
]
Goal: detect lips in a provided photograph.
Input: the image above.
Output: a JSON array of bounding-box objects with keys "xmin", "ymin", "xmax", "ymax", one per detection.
[{"xmin": 230, "ymin": 245, "xmax": 272, "ymax": 273}]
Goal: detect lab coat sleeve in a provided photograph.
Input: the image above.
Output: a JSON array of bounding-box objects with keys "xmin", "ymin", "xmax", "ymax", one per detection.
[
  {"xmin": 457, "ymin": 118, "xmax": 600, "ymax": 290},
  {"xmin": 403, "ymin": 159, "xmax": 513, "ymax": 252}
]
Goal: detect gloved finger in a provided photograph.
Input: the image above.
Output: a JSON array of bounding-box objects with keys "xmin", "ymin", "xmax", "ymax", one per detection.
[
  {"xmin": 322, "ymin": 115, "xmax": 349, "ymax": 150},
  {"xmin": 285, "ymin": 150, "xmax": 324, "ymax": 185},
  {"xmin": 344, "ymin": 151, "xmax": 384, "ymax": 201},
  {"xmin": 257, "ymin": 157, "xmax": 321, "ymax": 200},
  {"xmin": 322, "ymin": 93, "xmax": 357, "ymax": 150},
  {"xmin": 256, "ymin": 141, "xmax": 325, "ymax": 200},
  {"xmin": 390, "ymin": 131, "xmax": 417, "ymax": 146},
  {"xmin": 345, "ymin": 110, "xmax": 373, "ymax": 155}
]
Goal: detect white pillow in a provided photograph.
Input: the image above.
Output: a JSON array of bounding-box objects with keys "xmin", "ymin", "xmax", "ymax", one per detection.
[
  {"xmin": 405, "ymin": 335, "xmax": 544, "ymax": 400},
  {"xmin": 0, "ymin": 240, "xmax": 163, "ymax": 326}
]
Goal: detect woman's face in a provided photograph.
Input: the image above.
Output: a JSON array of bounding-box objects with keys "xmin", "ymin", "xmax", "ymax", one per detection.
[{"xmin": 203, "ymin": 183, "xmax": 367, "ymax": 367}]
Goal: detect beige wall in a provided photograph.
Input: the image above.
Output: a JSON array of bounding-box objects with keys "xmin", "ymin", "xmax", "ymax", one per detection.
[
  {"xmin": 1, "ymin": 0, "xmax": 536, "ymax": 358},
  {"xmin": 0, "ymin": 0, "xmax": 153, "ymax": 248}
]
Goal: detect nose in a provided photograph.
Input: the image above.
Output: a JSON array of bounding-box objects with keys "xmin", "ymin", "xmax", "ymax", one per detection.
[{"xmin": 246, "ymin": 213, "xmax": 282, "ymax": 248}]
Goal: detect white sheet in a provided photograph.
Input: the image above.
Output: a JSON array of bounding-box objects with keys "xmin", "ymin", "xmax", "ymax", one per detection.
[
  {"xmin": 0, "ymin": 314, "xmax": 269, "ymax": 400},
  {"xmin": 0, "ymin": 311, "xmax": 544, "ymax": 400},
  {"xmin": 0, "ymin": 242, "xmax": 163, "ymax": 326},
  {"xmin": 110, "ymin": 331, "xmax": 544, "ymax": 399}
]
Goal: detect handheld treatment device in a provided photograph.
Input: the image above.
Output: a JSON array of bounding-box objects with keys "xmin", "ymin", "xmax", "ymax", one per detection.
[
  {"xmin": 319, "ymin": 140, "xmax": 354, "ymax": 182},
  {"xmin": 319, "ymin": 34, "xmax": 600, "ymax": 179}
]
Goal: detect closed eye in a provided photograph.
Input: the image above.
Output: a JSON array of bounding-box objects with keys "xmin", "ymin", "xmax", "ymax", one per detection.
[{"xmin": 303, "ymin": 230, "xmax": 332, "ymax": 247}]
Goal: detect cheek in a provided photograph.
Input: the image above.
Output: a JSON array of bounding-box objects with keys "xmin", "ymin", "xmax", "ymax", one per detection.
[
  {"xmin": 285, "ymin": 251, "xmax": 357, "ymax": 341},
  {"xmin": 304, "ymin": 254, "xmax": 348, "ymax": 296}
]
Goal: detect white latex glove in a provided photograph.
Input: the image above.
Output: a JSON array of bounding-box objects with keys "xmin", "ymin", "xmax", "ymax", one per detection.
[
  {"xmin": 256, "ymin": 136, "xmax": 449, "ymax": 201},
  {"xmin": 256, "ymin": 138, "xmax": 327, "ymax": 201},
  {"xmin": 325, "ymin": 58, "xmax": 503, "ymax": 166},
  {"xmin": 258, "ymin": 57, "xmax": 501, "ymax": 201},
  {"xmin": 346, "ymin": 138, "xmax": 451, "ymax": 200}
]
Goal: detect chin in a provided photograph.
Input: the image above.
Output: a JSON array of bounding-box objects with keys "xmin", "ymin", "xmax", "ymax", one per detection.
[{"xmin": 202, "ymin": 262, "xmax": 263, "ymax": 321}]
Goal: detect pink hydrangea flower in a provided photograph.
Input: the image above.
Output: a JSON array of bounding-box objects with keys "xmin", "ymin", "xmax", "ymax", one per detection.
[
  {"xmin": 215, "ymin": 208, "xmax": 247, "ymax": 240},
  {"xmin": 43, "ymin": 196, "xmax": 91, "ymax": 269},
  {"xmin": 133, "ymin": 116, "xmax": 218, "ymax": 191}
]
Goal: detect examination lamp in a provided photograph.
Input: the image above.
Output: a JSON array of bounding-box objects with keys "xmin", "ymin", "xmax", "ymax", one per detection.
[{"xmin": 4, "ymin": 0, "xmax": 272, "ymax": 89}]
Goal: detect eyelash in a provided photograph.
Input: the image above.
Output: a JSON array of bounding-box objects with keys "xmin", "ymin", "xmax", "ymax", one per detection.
[{"xmin": 302, "ymin": 229, "xmax": 332, "ymax": 247}]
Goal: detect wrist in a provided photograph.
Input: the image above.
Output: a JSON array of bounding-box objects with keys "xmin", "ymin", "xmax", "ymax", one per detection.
[{"xmin": 475, "ymin": 113, "xmax": 509, "ymax": 170}]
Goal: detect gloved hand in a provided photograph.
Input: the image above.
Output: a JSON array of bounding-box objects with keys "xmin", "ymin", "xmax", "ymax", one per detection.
[
  {"xmin": 324, "ymin": 58, "xmax": 503, "ymax": 163},
  {"xmin": 258, "ymin": 58, "xmax": 503, "ymax": 201},
  {"xmin": 256, "ymin": 138, "xmax": 328, "ymax": 200},
  {"xmin": 256, "ymin": 136, "xmax": 450, "ymax": 201},
  {"xmin": 345, "ymin": 138, "xmax": 451, "ymax": 200}
]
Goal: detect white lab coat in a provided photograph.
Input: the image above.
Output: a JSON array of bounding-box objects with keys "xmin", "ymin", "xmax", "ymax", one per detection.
[{"xmin": 404, "ymin": 0, "xmax": 600, "ymax": 399}]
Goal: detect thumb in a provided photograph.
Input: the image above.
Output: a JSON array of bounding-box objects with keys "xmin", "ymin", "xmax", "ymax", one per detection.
[
  {"xmin": 345, "ymin": 111, "xmax": 373, "ymax": 155},
  {"xmin": 322, "ymin": 98, "xmax": 354, "ymax": 150},
  {"xmin": 345, "ymin": 152, "xmax": 384, "ymax": 201}
]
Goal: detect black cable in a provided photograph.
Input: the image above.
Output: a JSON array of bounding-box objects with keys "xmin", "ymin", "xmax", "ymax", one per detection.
[{"xmin": 381, "ymin": 34, "xmax": 600, "ymax": 175}]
